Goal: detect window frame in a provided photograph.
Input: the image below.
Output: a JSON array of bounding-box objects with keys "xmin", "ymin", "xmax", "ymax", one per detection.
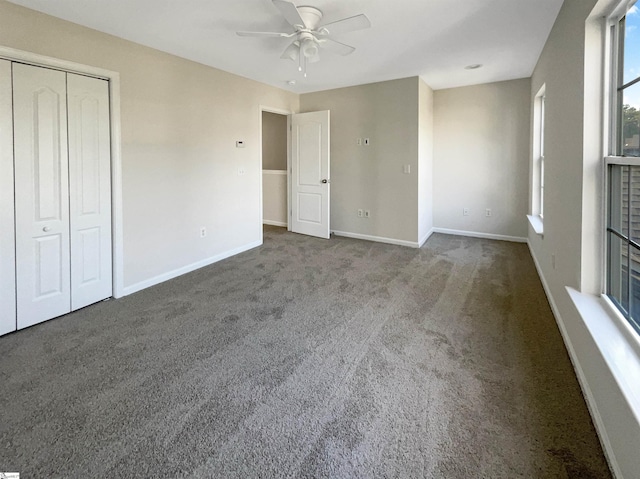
[
  {"xmin": 539, "ymin": 92, "xmax": 546, "ymax": 219},
  {"xmin": 604, "ymin": 0, "xmax": 640, "ymax": 335},
  {"xmin": 528, "ymin": 84, "xmax": 546, "ymax": 236}
]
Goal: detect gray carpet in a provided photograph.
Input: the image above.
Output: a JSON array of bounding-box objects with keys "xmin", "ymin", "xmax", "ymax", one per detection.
[{"xmin": 0, "ymin": 227, "xmax": 611, "ymax": 478}]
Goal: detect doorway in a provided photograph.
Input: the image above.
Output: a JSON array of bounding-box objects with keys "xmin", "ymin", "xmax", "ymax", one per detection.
[
  {"xmin": 261, "ymin": 109, "xmax": 289, "ymax": 232},
  {"xmin": 259, "ymin": 107, "xmax": 331, "ymax": 241}
]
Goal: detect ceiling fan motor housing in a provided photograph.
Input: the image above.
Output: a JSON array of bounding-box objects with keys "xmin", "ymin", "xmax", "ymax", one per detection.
[{"xmin": 297, "ymin": 6, "xmax": 323, "ymax": 30}]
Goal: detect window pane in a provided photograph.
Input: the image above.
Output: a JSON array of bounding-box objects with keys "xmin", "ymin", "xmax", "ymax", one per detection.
[
  {"xmin": 623, "ymin": 5, "xmax": 640, "ymax": 86},
  {"xmin": 630, "ymin": 246, "xmax": 640, "ymax": 324},
  {"xmin": 609, "ymin": 164, "xmax": 630, "ymax": 237},
  {"xmin": 608, "ymin": 232, "xmax": 629, "ymax": 315},
  {"xmin": 631, "ymin": 166, "xmax": 640, "ymax": 244},
  {"xmin": 540, "ymin": 96, "xmax": 545, "ymax": 157},
  {"xmin": 621, "ymin": 81, "xmax": 640, "ymax": 156}
]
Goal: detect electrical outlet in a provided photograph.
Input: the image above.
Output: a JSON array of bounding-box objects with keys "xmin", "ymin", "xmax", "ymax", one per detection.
[
  {"xmin": 357, "ymin": 138, "xmax": 362, "ymax": 146},
  {"xmin": 200, "ymin": 227, "xmax": 207, "ymax": 238},
  {"xmin": 463, "ymin": 208, "xmax": 470, "ymax": 216},
  {"xmin": 485, "ymin": 208, "xmax": 492, "ymax": 217},
  {"xmin": 403, "ymin": 164, "xmax": 411, "ymax": 174},
  {"xmin": 364, "ymin": 210, "xmax": 371, "ymax": 218},
  {"xmin": 238, "ymin": 167, "xmax": 246, "ymax": 176},
  {"xmin": 358, "ymin": 209, "xmax": 363, "ymax": 217}
]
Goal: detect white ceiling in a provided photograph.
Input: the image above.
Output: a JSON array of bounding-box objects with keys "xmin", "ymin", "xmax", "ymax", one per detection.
[{"xmin": 8, "ymin": 0, "xmax": 564, "ymax": 93}]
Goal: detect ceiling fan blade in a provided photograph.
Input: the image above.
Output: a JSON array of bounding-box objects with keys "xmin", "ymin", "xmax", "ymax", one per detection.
[
  {"xmin": 318, "ymin": 14, "xmax": 371, "ymax": 36},
  {"xmin": 273, "ymin": 0, "xmax": 306, "ymax": 28},
  {"xmin": 318, "ymin": 38, "xmax": 356, "ymax": 56},
  {"xmin": 237, "ymin": 31, "xmax": 294, "ymax": 38},
  {"xmin": 281, "ymin": 41, "xmax": 299, "ymax": 61}
]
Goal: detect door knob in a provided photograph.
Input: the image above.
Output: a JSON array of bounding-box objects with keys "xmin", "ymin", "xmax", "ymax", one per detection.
[
  {"xmin": 43, "ymin": 226, "xmax": 51, "ymax": 232},
  {"xmin": 321, "ymin": 179, "xmax": 330, "ymax": 184}
]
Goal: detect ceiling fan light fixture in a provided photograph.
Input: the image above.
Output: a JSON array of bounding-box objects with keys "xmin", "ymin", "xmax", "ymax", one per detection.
[
  {"xmin": 281, "ymin": 41, "xmax": 300, "ymax": 61},
  {"xmin": 301, "ymin": 38, "xmax": 318, "ymax": 58}
]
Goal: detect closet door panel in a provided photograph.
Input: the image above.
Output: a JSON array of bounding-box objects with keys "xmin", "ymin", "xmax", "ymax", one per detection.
[
  {"xmin": 0, "ymin": 60, "xmax": 15, "ymax": 335},
  {"xmin": 13, "ymin": 63, "xmax": 71, "ymax": 328},
  {"xmin": 68, "ymin": 73, "xmax": 112, "ymax": 310}
]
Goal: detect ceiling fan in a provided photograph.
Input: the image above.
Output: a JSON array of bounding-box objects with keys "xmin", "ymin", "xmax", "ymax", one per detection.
[{"xmin": 237, "ymin": 0, "xmax": 371, "ymax": 77}]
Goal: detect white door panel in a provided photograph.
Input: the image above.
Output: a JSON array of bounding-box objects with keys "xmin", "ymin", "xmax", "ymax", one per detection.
[
  {"xmin": 67, "ymin": 73, "xmax": 112, "ymax": 310},
  {"xmin": 13, "ymin": 63, "xmax": 71, "ymax": 328},
  {"xmin": 298, "ymin": 193, "xmax": 322, "ymax": 223},
  {"xmin": 0, "ymin": 60, "xmax": 15, "ymax": 335},
  {"xmin": 291, "ymin": 111, "xmax": 330, "ymax": 239}
]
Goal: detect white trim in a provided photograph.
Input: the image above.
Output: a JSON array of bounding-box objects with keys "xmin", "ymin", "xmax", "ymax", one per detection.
[
  {"xmin": 419, "ymin": 228, "xmax": 435, "ymax": 247},
  {"xmin": 569, "ymin": 290, "xmax": 640, "ymax": 422},
  {"xmin": 432, "ymin": 227, "xmax": 527, "ymax": 243},
  {"xmin": 260, "ymin": 105, "xmax": 293, "ymax": 116},
  {"xmin": 527, "ymin": 240, "xmax": 624, "ymax": 478},
  {"xmin": 527, "ymin": 215, "xmax": 544, "ymax": 236},
  {"xmin": 122, "ymin": 240, "xmax": 262, "ymax": 296},
  {"xmin": 263, "ymin": 220, "xmax": 287, "ymax": 227},
  {"xmin": 109, "ymin": 75, "xmax": 124, "ymax": 298},
  {"xmin": 332, "ymin": 230, "xmax": 420, "ymax": 248},
  {"xmin": 0, "ymin": 46, "xmax": 125, "ymax": 299},
  {"xmin": 606, "ymin": 155, "xmax": 640, "ymax": 166},
  {"xmin": 262, "ymin": 169, "xmax": 287, "ymax": 175},
  {"xmin": 0, "ymin": 46, "xmax": 114, "ymax": 79}
]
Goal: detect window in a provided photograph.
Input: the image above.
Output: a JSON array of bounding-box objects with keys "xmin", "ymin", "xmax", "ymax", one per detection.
[
  {"xmin": 536, "ymin": 87, "xmax": 546, "ymax": 218},
  {"xmin": 606, "ymin": 1, "xmax": 640, "ymax": 334},
  {"xmin": 528, "ymin": 85, "xmax": 546, "ymax": 235}
]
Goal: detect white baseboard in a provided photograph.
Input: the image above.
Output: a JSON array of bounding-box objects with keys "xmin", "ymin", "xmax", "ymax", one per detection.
[
  {"xmin": 526, "ymin": 241, "xmax": 621, "ymax": 478},
  {"xmin": 263, "ymin": 220, "xmax": 287, "ymax": 227},
  {"xmin": 432, "ymin": 227, "xmax": 527, "ymax": 243},
  {"xmin": 122, "ymin": 240, "xmax": 262, "ymax": 296},
  {"xmin": 419, "ymin": 228, "xmax": 435, "ymax": 247},
  {"xmin": 332, "ymin": 230, "xmax": 419, "ymax": 248}
]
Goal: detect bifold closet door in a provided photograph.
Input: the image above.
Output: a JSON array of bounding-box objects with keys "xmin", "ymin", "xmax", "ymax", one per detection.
[
  {"xmin": 0, "ymin": 60, "xmax": 15, "ymax": 335},
  {"xmin": 14, "ymin": 63, "xmax": 71, "ymax": 329},
  {"xmin": 13, "ymin": 64, "xmax": 113, "ymax": 330},
  {"xmin": 67, "ymin": 73, "xmax": 112, "ymax": 310}
]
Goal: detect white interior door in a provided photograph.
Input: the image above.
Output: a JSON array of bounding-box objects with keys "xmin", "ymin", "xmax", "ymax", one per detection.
[
  {"xmin": 291, "ymin": 110, "xmax": 330, "ymax": 239},
  {"xmin": 67, "ymin": 73, "xmax": 113, "ymax": 310},
  {"xmin": 0, "ymin": 60, "xmax": 15, "ymax": 335},
  {"xmin": 14, "ymin": 63, "xmax": 71, "ymax": 329}
]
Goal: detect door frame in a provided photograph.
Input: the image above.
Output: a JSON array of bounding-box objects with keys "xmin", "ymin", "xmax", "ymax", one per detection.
[
  {"xmin": 259, "ymin": 105, "xmax": 293, "ymax": 239},
  {"xmin": 0, "ymin": 46, "xmax": 125, "ymax": 299}
]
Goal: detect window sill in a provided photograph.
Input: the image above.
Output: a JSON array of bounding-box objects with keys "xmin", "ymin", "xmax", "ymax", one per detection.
[
  {"xmin": 527, "ymin": 215, "xmax": 544, "ymax": 236},
  {"xmin": 566, "ymin": 287, "xmax": 640, "ymax": 422}
]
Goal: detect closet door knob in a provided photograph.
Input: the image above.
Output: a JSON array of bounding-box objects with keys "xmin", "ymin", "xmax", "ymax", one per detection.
[{"xmin": 42, "ymin": 226, "xmax": 51, "ymax": 232}]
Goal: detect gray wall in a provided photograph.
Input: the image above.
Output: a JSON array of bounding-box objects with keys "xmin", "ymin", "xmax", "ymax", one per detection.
[
  {"xmin": 433, "ymin": 78, "xmax": 531, "ymax": 239},
  {"xmin": 262, "ymin": 111, "xmax": 287, "ymax": 170},
  {"xmin": 301, "ymin": 77, "xmax": 421, "ymax": 244}
]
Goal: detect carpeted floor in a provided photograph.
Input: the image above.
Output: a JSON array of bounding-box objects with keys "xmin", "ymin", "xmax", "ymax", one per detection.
[{"xmin": 0, "ymin": 226, "xmax": 611, "ymax": 478}]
